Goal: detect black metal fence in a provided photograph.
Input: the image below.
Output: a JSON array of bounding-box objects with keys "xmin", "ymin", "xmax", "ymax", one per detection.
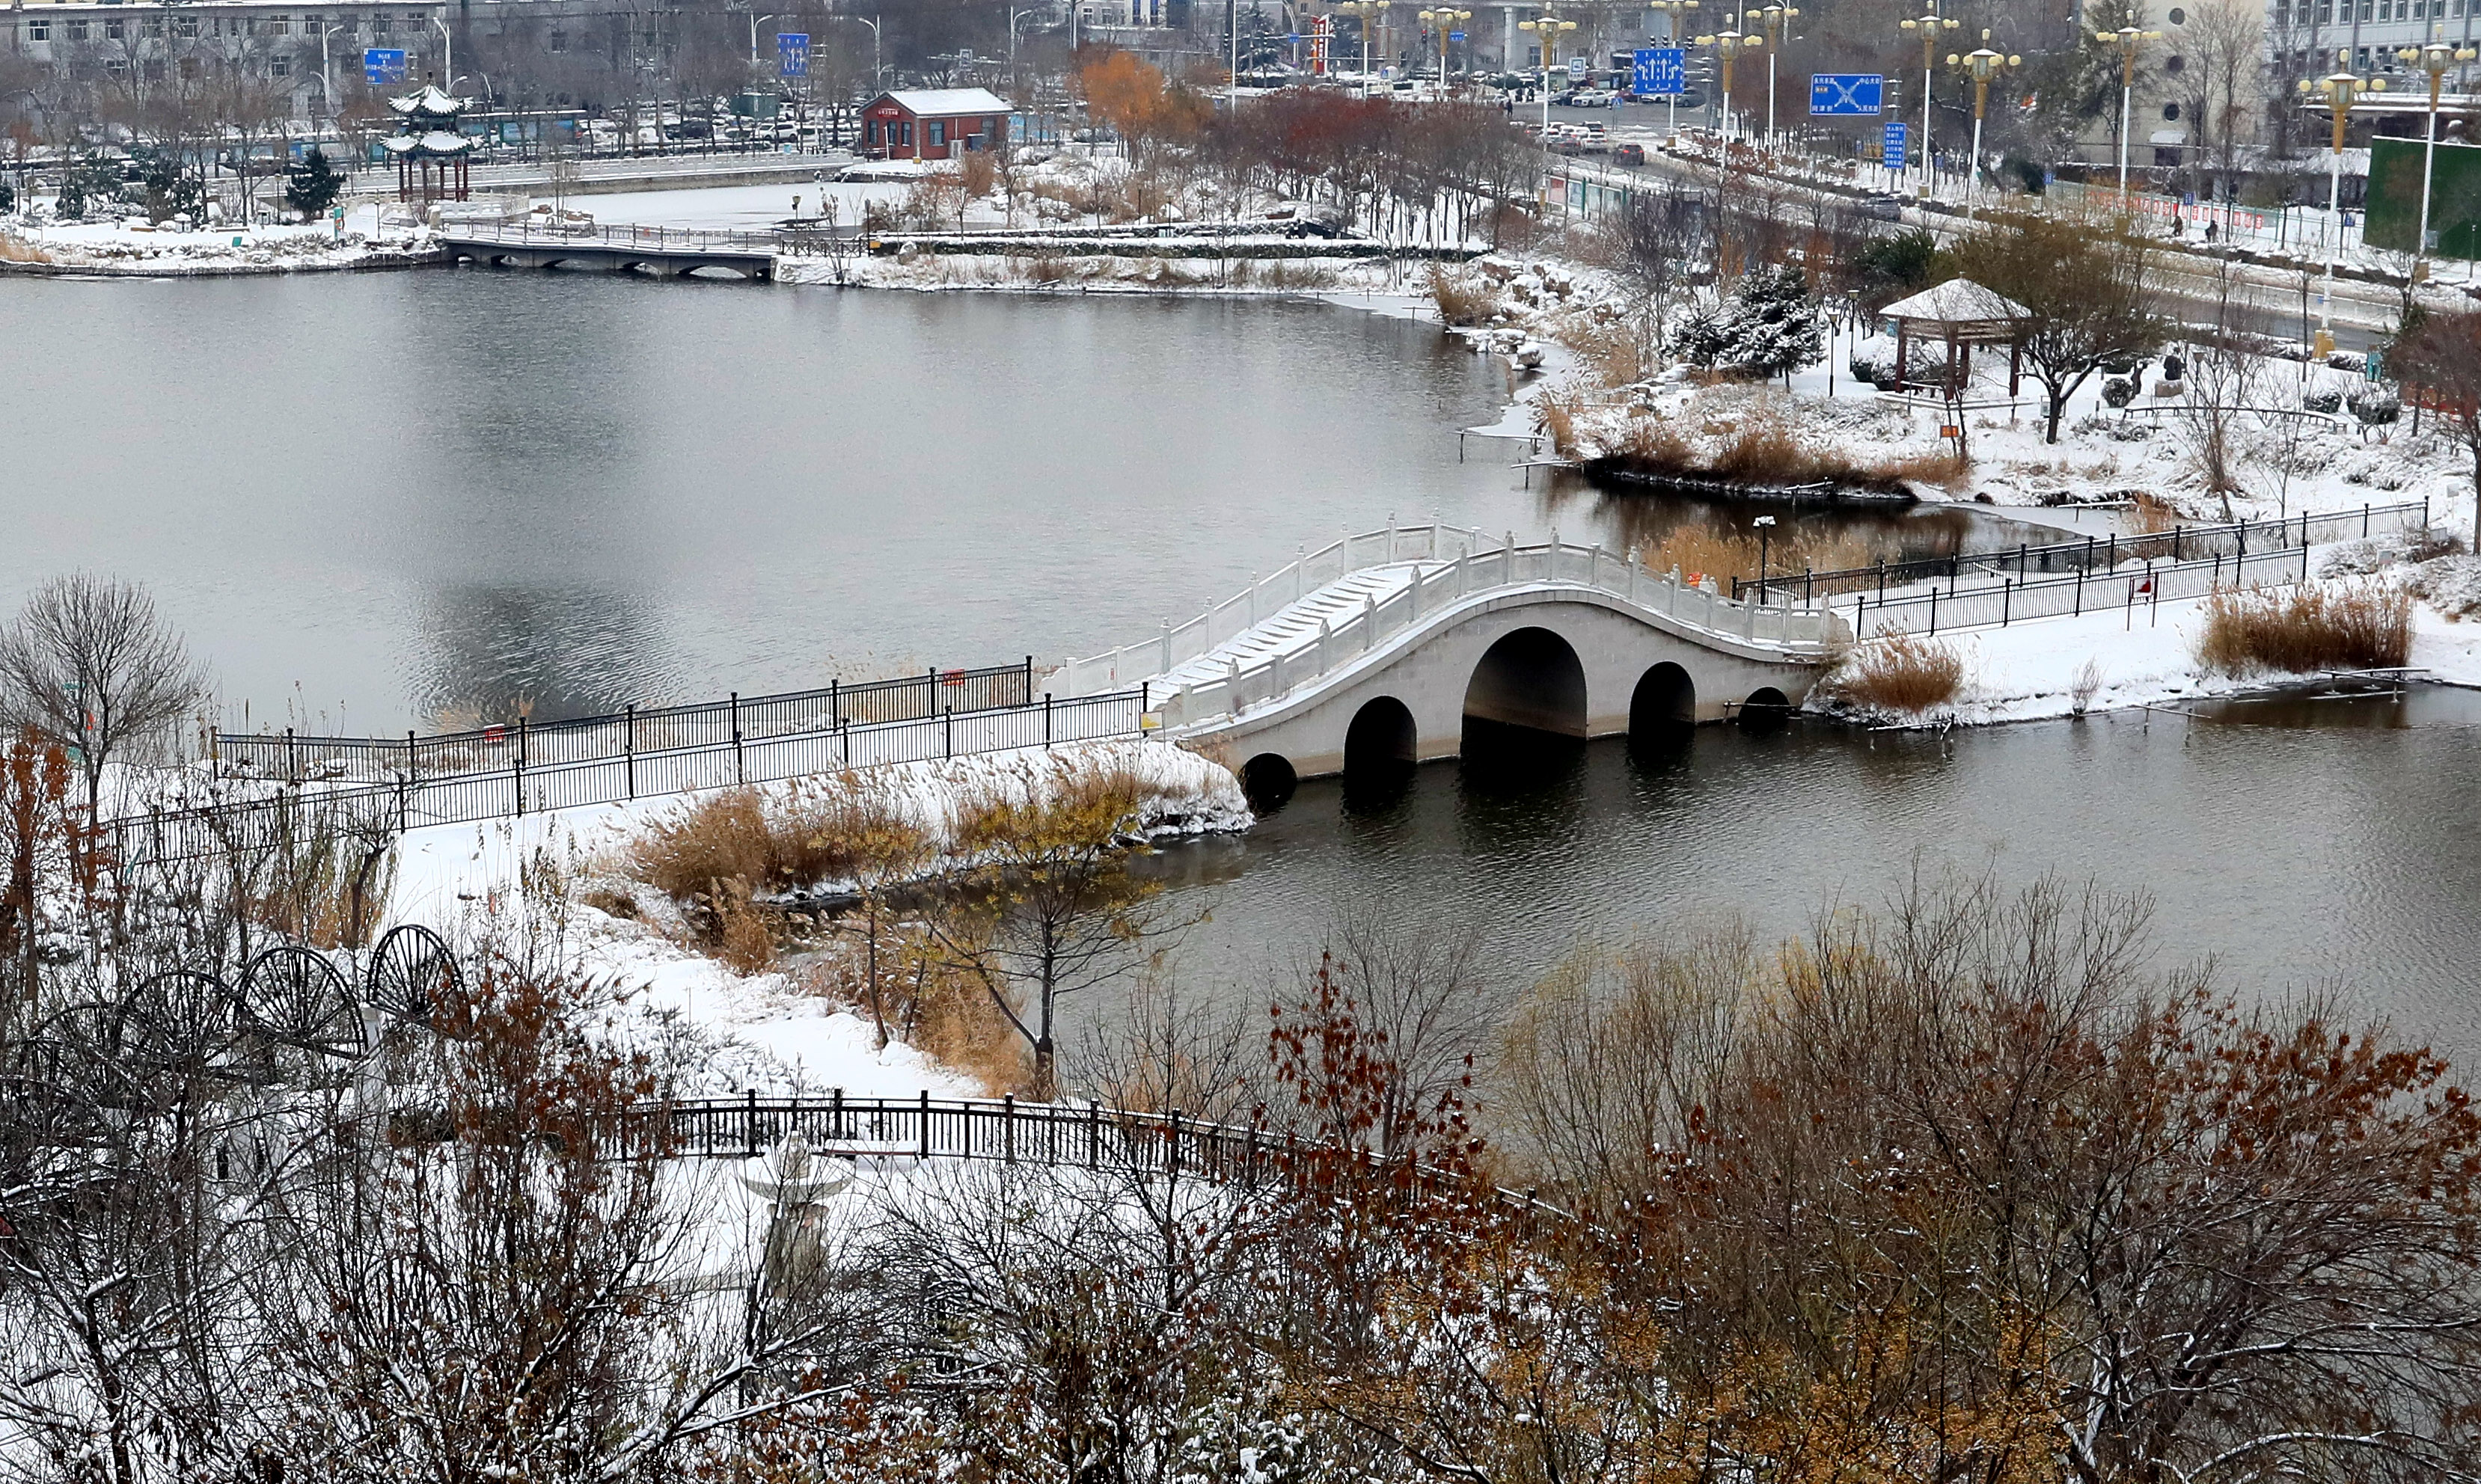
[
  {"xmin": 217, "ymin": 661, "xmax": 1041, "ymax": 783},
  {"xmin": 119, "ymin": 685, "xmax": 1145, "ymax": 868},
  {"xmin": 1844, "ymin": 541, "xmax": 2320, "ymax": 637},
  {"xmin": 1735, "ymin": 500, "xmax": 2428, "ymax": 604},
  {"xmin": 643, "ymin": 1093, "xmax": 1567, "ymax": 1221}
]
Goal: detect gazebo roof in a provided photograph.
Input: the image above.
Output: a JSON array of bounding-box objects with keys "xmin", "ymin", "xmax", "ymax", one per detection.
[
  {"xmin": 381, "ymin": 130, "xmax": 477, "ymax": 157},
  {"xmin": 1880, "ymin": 278, "xmax": 2030, "ymax": 327},
  {"xmin": 389, "ymin": 84, "xmax": 472, "ymax": 120}
]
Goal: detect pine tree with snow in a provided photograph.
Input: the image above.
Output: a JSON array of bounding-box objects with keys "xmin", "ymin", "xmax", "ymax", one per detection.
[
  {"xmin": 284, "ymin": 147, "xmax": 345, "ymax": 221},
  {"xmin": 1667, "ymin": 264, "xmax": 1825, "ymax": 383}
]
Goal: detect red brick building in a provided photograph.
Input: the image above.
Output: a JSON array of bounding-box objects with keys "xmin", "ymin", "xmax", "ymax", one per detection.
[{"xmin": 860, "ymin": 89, "xmax": 1014, "ymax": 161}]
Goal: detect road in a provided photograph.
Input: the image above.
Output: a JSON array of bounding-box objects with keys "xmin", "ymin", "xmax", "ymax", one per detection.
[{"xmin": 1547, "ymin": 103, "xmax": 2417, "ymax": 353}]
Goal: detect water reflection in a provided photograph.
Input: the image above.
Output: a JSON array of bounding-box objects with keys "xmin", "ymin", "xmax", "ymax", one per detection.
[
  {"xmin": 410, "ymin": 583, "xmax": 689, "ymax": 725},
  {"xmin": 1135, "ymin": 692, "xmax": 2481, "ymax": 1063}
]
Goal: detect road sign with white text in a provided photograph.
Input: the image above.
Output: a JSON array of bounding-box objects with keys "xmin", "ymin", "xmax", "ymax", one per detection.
[
  {"xmin": 1568, "ymin": 55, "xmax": 1589, "ymax": 78},
  {"xmin": 1810, "ymin": 73, "xmax": 1885, "ymax": 115},
  {"xmin": 777, "ymin": 32, "xmax": 809, "ymax": 78},
  {"xmin": 364, "ymin": 48, "xmax": 407, "ymax": 85},
  {"xmin": 1882, "ymin": 119, "xmax": 1908, "ymax": 171},
  {"xmin": 1633, "ymin": 47, "xmax": 1685, "ymax": 95}
]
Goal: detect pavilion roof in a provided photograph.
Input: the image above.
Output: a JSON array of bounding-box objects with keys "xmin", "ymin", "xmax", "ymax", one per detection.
[
  {"xmin": 1879, "ymin": 278, "xmax": 2030, "ymax": 328},
  {"xmin": 381, "ymin": 130, "xmax": 477, "ymax": 157},
  {"xmin": 389, "ymin": 84, "xmax": 472, "ymax": 120}
]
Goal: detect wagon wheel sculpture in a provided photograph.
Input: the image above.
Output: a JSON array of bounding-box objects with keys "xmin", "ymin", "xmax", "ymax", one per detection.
[
  {"xmin": 241, "ymin": 945, "xmax": 367, "ymax": 1064},
  {"xmin": 366, "ymin": 923, "xmax": 456, "ymax": 1026},
  {"xmin": 118, "ymin": 969, "xmax": 246, "ymax": 1078}
]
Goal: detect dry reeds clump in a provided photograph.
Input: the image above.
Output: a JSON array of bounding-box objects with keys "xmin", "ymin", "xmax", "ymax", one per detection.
[
  {"xmin": 628, "ymin": 775, "xmax": 928, "ymax": 904},
  {"xmin": 1864, "ymin": 448, "xmax": 1971, "ymax": 491},
  {"xmin": 1827, "ymin": 633, "xmax": 1969, "ymax": 714},
  {"xmin": 1535, "ymin": 392, "xmax": 1582, "ymax": 456},
  {"xmin": 1639, "ymin": 523, "xmax": 1875, "ymax": 590},
  {"xmin": 2196, "ymin": 580, "xmax": 2411, "ymax": 676},
  {"xmin": 1429, "ymin": 265, "xmax": 1496, "ymax": 328}
]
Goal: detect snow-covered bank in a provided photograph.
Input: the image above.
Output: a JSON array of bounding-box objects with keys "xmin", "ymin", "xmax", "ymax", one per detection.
[
  {"xmin": 1, "ymin": 203, "xmax": 441, "ymax": 275},
  {"xmin": 381, "ymin": 738, "xmax": 1249, "ymax": 1094}
]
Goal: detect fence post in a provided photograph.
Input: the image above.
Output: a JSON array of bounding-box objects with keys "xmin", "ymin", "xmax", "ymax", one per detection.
[
  {"xmin": 285, "ymin": 726, "xmax": 296, "ymax": 785},
  {"xmin": 2173, "ymin": 525, "xmax": 2183, "ymax": 561},
  {"xmin": 2001, "ymin": 578, "xmax": 2011, "ymax": 627},
  {"xmin": 1003, "ymin": 1094, "xmax": 1015, "ymax": 1163},
  {"xmin": 730, "ymin": 693, "xmax": 742, "ymax": 783},
  {"xmin": 1089, "ymin": 1102, "xmax": 1101, "ymax": 1168},
  {"xmin": 513, "ymin": 728, "xmax": 525, "ymax": 818},
  {"xmin": 831, "ymin": 1085, "xmax": 844, "ymax": 1141},
  {"xmin": 1044, "ymin": 693, "xmax": 1053, "ymax": 748},
  {"xmin": 624, "ymin": 705, "xmax": 636, "ymax": 799},
  {"xmin": 1023, "ymin": 654, "xmax": 1033, "ymax": 706},
  {"xmin": 1141, "ymin": 681, "xmax": 1150, "ymax": 720},
  {"xmin": 407, "ymin": 729, "xmax": 417, "ymax": 779},
  {"xmin": 918, "ymin": 1089, "xmax": 931, "ymax": 1159},
  {"xmin": 944, "ymin": 703, "xmax": 952, "ymax": 758},
  {"xmin": 746, "ymin": 1087, "xmax": 759, "ymax": 1155},
  {"xmin": 2362, "ymin": 503, "xmax": 2371, "ymax": 538},
  {"xmin": 1929, "ymin": 586, "xmax": 1938, "ymax": 636},
  {"xmin": 2074, "ymin": 568, "xmax": 2084, "ymax": 616},
  {"xmin": 1168, "ymin": 1108, "xmax": 1183, "ymax": 1176},
  {"xmin": 830, "ymin": 678, "xmax": 840, "ymax": 730}
]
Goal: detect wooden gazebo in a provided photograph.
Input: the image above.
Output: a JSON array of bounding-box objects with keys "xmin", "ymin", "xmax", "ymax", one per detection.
[
  {"xmin": 1880, "ymin": 278, "xmax": 2031, "ymax": 399},
  {"xmin": 381, "ymin": 83, "xmax": 476, "ymax": 203}
]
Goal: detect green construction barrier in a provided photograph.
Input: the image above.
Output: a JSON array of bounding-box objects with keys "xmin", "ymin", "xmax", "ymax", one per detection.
[{"xmin": 2367, "ymin": 135, "xmax": 2481, "ymax": 259}]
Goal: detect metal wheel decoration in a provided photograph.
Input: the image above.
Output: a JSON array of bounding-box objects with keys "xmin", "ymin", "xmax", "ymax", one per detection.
[
  {"xmin": 367, "ymin": 923, "xmax": 455, "ymax": 1025},
  {"xmin": 241, "ymin": 946, "xmax": 364, "ymax": 1061},
  {"xmin": 120, "ymin": 969, "xmax": 243, "ymax": 1074}
]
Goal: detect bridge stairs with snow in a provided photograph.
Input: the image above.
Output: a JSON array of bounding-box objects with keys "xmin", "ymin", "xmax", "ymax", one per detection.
[{"xmin": 1052, "ymin": 524, "xmax": 1848, "ymax": 795}]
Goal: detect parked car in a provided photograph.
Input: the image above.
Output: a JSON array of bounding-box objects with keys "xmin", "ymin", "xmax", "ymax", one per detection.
[
  {"xmin": 1861, "ymin": 192, "xmax": 1906, "ymax": 221},
  {"xmin": 1613, "ymin": 142, "xmax": 1646, "ymax": 165}
]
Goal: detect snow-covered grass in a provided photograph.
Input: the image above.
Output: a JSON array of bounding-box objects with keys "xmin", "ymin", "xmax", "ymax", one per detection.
[
  {"xmin": 381, "ymin": 738, "xmax": 1248, "ymax": 1096},
  {"xmin": 2, "ymin": 201, "xmax": 434, "ymax": 273}
]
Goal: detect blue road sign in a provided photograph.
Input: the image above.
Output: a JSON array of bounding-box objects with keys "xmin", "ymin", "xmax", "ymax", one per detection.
[
  {"xmin": 1448, "ymin": 29, "xmax": 1466, "ymax": 40},
  {"xmin": 363, "ymin": 48, "xmax": 407, "ymax": 85},
  {"xmin": 1633, "ymin": 46, "xmax": 1685, "ymax": 95},
  {"xmin": 1810, "ymin": 73, "xmax": 1885, "ymax": 116},
  {"xmin": 777, "ymin": 32, "xmax": 810, "ymax": 78},
  {"xmin": 1882, "ymin": 119, "xmax": 1908, "ymax": 171}
]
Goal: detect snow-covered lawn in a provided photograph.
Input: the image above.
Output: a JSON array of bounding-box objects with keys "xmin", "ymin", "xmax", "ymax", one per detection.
[{"xmin": 3, "ymin": 201, "xmax": 434, "ymax": 272}]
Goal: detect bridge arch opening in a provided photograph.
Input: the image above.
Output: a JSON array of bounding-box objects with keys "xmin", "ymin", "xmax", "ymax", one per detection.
[
  {"xmin": 1629, "ymin": 662, "xmax": 1697, "ymax": 761},
  {"xmin": 1738, "ymin": 686, "xmax": 1792, "ymax": 735},
  {"xmin": 1239, "ymin": 753, "xmax": 1298, "ymax": 815},
  {"xmin": 1463, "ymin": 627, "xmax": 1588, "ymax": 741},
  {"xmin": 1344, "ymin": 696, "xmax": 1419, "ymax": 783}
]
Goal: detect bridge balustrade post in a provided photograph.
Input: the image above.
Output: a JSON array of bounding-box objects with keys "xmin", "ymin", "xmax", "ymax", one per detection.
[
  {"xmin": 1158, "ymin": 622, "xmax": 1170, "ymax": 675},
  {"xmin": 1505, "ymin": 532, "xmax": 1516, "ymax": 586},
  {"xmin": 1362, "ymin": 595, "xmax": 1376, "ymax": 651},
  {"xmin": 1409, "ymin": 568, "xmax": 1422, "ymax": 622}
]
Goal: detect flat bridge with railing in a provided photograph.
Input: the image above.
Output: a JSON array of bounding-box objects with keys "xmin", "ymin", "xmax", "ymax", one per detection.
[
  {"xmin": 439, "ymin": 219, "xmax": 783, "ymax": 279},
  {"xmin": 1051, "ymin": 524, "xmax": 1848, "ymax": 795}
]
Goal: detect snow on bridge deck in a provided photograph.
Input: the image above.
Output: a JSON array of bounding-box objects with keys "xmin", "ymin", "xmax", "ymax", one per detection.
[{"xmin": 1155, "ymin": 562, "xmax": 1448, "ymax": 693}]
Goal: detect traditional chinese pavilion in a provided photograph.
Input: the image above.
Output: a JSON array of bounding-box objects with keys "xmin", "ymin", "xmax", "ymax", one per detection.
[{"xmin": 382, "ymin": 83, "xmax": 476, "ymax": 203}]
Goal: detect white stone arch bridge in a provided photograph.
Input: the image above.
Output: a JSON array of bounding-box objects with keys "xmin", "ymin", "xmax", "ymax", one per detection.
[{"xmin": 1052, "ymin": 525, "xmax": 1849, "ymax": 802}]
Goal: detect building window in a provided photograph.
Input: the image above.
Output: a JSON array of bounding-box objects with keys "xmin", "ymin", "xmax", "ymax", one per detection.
[
  {"xmin": 28, "ymin": 17, "xmax": 48, "ymax": 40},
  {"xmin": 66, "ymin": 18, "xmax": 88, "ymax": 40},
  {"xmin": 374, "ymin": 14, "xmax": 391, "ymax": 34},
  {"xmin": 272, "ymin": 53, "xmax": 290, "ymax": 76},
  {"xmin": 271, "ymin": 14, "xmax": 292, "ymax": 35},
  {"xmin": 145, "ymin": 16, "xmax": 165, "ymax": 37},
  {"xmin": 105, "ymin": 19, "xmax": 125, "ymax": 40},
  {"xmin": 900, "ymin": 120, "xmax": 914, "ymax": 146},
  {"xmin": 2166, "ymin": 52, "xmax": 2185, "ymax": 72},
  {"xmin": 176, "ymin": 15, "xmax": 199, "ymax": 37},
  {"xmin": 929, "ymin": 120, "xmax": 946, "ymax": 145},
  {"xmin": 2163, "ymin": 101, "xmax": 2182, "ymax": 120},
  {"xmin": 547, "ymin": 26, "xmax": 566, "ymax": 51}
]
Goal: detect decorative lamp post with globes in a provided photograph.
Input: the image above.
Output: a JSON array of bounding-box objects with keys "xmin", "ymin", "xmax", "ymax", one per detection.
[
  {"xmin": 1519, "ymin": 8, "xmax": 1579, "ymax": 138},
  {"xmin": 2398, "ymin": 28, "xmax": 2477, "ymax": 276},
  {"xmin": 2091, "ymin": 23, "xmax": 2163, "ymax": 210},
  {"xmin": 1742, "ymin": 4, "xmax": 1796, "ymax": 155},
  {"xmin": 1420, "ymin": 8, "xmax": 1472, "ymax": 93},
  {"xmin": 1897, "ymin": 8, "xmax": 1958, "ymax": 198},
  {"xmin": 1943, "ymin": 31, "xmax": 2018, "ymax": 218},
  {"xmin": 1336, "ymin": 0, "xmax": 1387, "ymax": 96},
  {"xmin": 1648, "ymin": 0, "xmax": 1698, "ymax": 143},
  {"xmin": 1692, "ymin": 28, "xmax": 1755, "ymax": 147},
  {"xmin": 2298, "ymin": 53, "xmax": 2385, "ymax": 359}
]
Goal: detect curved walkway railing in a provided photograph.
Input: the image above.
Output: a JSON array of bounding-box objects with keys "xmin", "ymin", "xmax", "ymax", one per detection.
[
  {"xmin": 439, "ymin": 219, "xmax": 783, "ymax": 256},
  {"xmin": 646, "ymin": 1092, "xmax": 1567, "ymax": 1221},
  {"xmin": 1053, "ymin": 524, "xmax": 1841, "ymax": 705}
]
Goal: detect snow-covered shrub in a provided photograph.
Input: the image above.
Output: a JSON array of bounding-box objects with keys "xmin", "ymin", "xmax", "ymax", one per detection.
[
  {"xmin": 2303, "ymin": 387, "xmax": 2344, "ymax": 414},
  {"xmin": 2349, "ymin": 386, "xmax": 2402, "ymax": 429},
  {"xmin": 2407, "ymin": 554, "xmax": 2481, "ymax": 619},
  {"xmin": 1669, "ymin": 264, "xmax": 1824, "ymax": 380},
  {"xmin": 2102, "ymin": 375, "xmax": 2140, "ymax": 409}
]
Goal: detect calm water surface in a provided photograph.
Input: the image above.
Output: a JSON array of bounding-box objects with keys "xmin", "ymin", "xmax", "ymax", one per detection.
[
  {"xmin": 4, "ymin": 272, "xmax": 2473, "ymax": 1056},
  {"xmin": 1, "ymin": 271, "xmax": 2022, "ymax": 730}
]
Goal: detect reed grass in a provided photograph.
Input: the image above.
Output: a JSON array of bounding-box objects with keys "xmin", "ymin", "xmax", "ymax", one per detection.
[
  {"xmin": 1826, "ymin": 633, "xmax": 1968, "ymax": 714},
  {"xmin": 2196, "ymin": 581, "xmax": 2411, "ymax": 676}
]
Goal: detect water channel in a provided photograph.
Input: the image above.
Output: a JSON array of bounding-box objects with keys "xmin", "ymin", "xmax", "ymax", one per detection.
[{"xmin": 3, "ymin": 272, "xmax": 2474, "ymax": 1058}]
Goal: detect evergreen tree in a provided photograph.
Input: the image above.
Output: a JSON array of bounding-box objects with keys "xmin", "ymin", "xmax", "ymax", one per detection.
[
  {"xmin": 127, "ymin": 143, "xmax": 203, "ymax": 224},
  {"xmin": 1667, "ymin": 264, "xmax": 1825, "ymax": 383},
  {"xmin": 53, "ymin": 152, "xmax": 120, "ymax": 221},
  {"xmin": 285, "ymin": 146, "xmax": 346, "ymax": 221}
]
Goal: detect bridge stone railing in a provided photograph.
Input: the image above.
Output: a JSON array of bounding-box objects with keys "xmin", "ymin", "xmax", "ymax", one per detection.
[{"xmin": 1056, "ymin": 527, "xmax": 1841, "ymax": 726}]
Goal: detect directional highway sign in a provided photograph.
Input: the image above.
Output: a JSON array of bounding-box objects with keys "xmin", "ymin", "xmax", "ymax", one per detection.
[
  {"xmin": 1809, "ymin": 73, "xmax": 1885, "ymax": 116},
  {"xmin": 777, "ymin": 32, "xmax": 809, "ymax": 78},
  {"xmin": 1882, "ymin": 119, "xmax": 1908, "ymax": 171},
  {"xmin": 1633, "ymin": 46, "xmax": 1685, "ymax": 95},
  {"xmin": 364, "ymin": 48, "xmax": 407, "ymax": 85}
]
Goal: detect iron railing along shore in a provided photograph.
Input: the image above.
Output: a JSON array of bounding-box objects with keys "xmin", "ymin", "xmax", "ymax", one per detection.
[
  {"xmin": 1735, "ymin": 500, "xmax": 2429, "ymax": 605},
  {"xmin": 1842, "ymin": 539, "xmax": 2337, "ymax": 638},
  {"xmin": 218, "ymin": 660, "xmax": 1043, "ymax": 783},
  {"xmin": 120, "ymin": 684, "xmax": 1146, "ymax": 868}
]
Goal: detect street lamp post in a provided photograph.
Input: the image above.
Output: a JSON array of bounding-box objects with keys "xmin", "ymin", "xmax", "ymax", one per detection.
[
  {"xmin": 1944, "ymin": 30, "xmax": 2018, "ymax": 217},
  {"xmin": 432, "ymin": 16, "xmax": 453, "ymax": 87},
  {"xmin": 1336, "ymin": 0, "xmax": 1386, "ymax": 96},
  {"xmin": 1897, "ymin": 8, "xmax": 1957, "ymax": 198},
  {"xmin": 1419, "ymin": 8, "xmax": 1471, "ymax": 93},
  {"xmin": 1648, "ymin": 0, "xmax": 1698, "ymax": 144},
  {"xmin": 1692, "ymin": 28, "xmax": 1752, "ymax": 147},
  {"xmin": 1518, "ymin": 9, "xmax": 1579, "ymax": 141},
  {"xmin": 1009, "ymin": 7, "xmax": 1038, "ymax": 58},
  {"xmin": 2298, "ymin": 52, "xmax": 2385, "ymax": 359},
  {"xmin": 1743, "ymin": 4, "xmax": 1796, "ymax": 155},
  {"xmin": 2399, "ymin": 28, "xmax": 2478, "ymax": 275},
  {"xmin": 319, "ymin": 24, "xmax": 343, "ymax": 127},
  {"xmin": 1753, "ymin": 515, "xmax": 1775, "ymax": 601},
  {"xmin": 748, "ymin": 13, "xmax": 777, "ymax": 65},
  {"xmin": 2092, "ymin": 23, "xmax": 2163, "ymax": 210},
  {"xmin": 852, "ymin": 14, "xmax": 884, "ymax": 91}
]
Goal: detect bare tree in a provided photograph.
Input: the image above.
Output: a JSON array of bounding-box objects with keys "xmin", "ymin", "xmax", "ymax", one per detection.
[
  {"xmin": 0, "ymin": 575, "xmax": 207, "ymax": 812},
  {"xmin": 1952, "ymin": 209, "xmax": 2165, "ymax": 443}
]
